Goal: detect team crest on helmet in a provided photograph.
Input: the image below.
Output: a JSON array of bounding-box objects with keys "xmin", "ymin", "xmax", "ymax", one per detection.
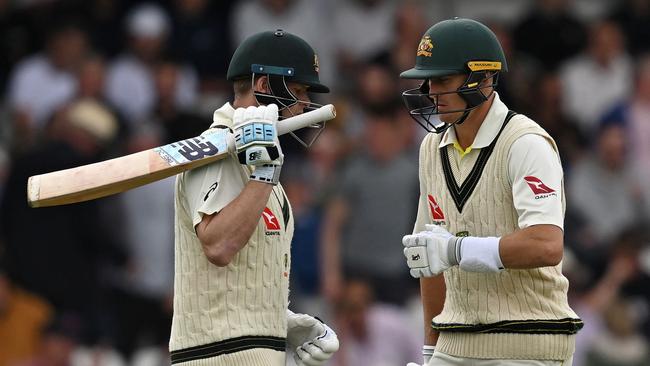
[
  {"xmin": 417, "ymin": 35, "xmax": 433, "ymax": 57},
  {"xmin": 314, "ymin": 54, "xmax": 320, "ymax": 73}
]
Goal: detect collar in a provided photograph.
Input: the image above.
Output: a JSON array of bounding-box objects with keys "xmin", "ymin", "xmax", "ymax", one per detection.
[
  {"xmin": 438, "ymin": 92, "xmax": 509, "ymax": 150},
  {"xmin": 210, "ymin": 102, "xmax": 236, "ymax": 129}
]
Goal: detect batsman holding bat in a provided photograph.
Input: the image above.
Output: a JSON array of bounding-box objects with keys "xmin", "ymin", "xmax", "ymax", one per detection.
[
  {"xmin": 399, "ymin": 18, "xmax": 582, "ymax": 366},
  {"xmin": 170, "ymin": 30, "xmax": 338, "ymax": 366}
]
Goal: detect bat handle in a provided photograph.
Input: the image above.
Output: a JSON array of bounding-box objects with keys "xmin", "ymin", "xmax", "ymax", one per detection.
[
  {"xmin": 226, "ymin": 104, "xmax": 337, "ymax": 152},
  {"xmin": 276, "ymin": 104, "xmax": 336, "ymax": 135}
]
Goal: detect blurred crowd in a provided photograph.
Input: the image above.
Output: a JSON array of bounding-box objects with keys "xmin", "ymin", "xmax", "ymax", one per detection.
[{"xmin": 0, "ymin": 0, "xmax": 650, "ymax": 365}]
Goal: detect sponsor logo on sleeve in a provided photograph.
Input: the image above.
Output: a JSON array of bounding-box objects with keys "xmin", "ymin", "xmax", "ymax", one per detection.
[
  {"xmin": 427, "ymin": 195, "xmax": 446, "ymax": 223},
  {"xmin": 524, "ymin": 176, "xmax": 557, "ymax": 199},
  {"xmin": 262, "ymin": 207, "xmax": 281, "ymax": 235}
]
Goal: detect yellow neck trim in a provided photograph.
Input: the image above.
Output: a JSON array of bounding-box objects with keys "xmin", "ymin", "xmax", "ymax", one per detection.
[{"xmin": 452, "ymin": 142, "xmax": 472, "ymax": 158}]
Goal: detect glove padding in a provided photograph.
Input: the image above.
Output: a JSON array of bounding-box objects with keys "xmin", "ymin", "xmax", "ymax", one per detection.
[
  {"xmin": 403, "ymin": 224, "xmax": 460, "ymax": 277},
  {"xmin": 233, "ymin": 104, "xmax": 283, "ymax": 167},
  {"xmin": 286, "ymin": 311, "xmax": 339, "ymax": 366}
]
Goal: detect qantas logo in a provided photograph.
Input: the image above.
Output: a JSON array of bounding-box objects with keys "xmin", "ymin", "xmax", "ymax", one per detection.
[
  {"xmin": 524, "ymin": 176, "xmax": 557, "ymax": 199},
  {"xmin": 427, "ymin": 195, "xmax": 445, "ymax": 220},
  {"xmin": 262, "ymin": 207, "xmax": 281, "ymax": 232}
]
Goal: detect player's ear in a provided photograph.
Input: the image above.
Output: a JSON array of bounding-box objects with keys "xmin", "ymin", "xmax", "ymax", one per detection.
[{"xmin": 254, "ymin": 75, "xmax": 270, "ymax": 94}]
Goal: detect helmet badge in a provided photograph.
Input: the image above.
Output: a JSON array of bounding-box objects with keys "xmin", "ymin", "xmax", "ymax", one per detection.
[
  {"xmin": 417, "ymin": 35, "xmax": 434, "ymax": 57},
  {"xmin": 314, "ymin": 54, "xmax": 320, "ymax": 73}
]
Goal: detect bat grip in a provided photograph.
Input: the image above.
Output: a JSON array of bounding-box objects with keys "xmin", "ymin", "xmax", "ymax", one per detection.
[{"xmin": 276, "ymin": 104, "xmax": 336, "ymax": 135}]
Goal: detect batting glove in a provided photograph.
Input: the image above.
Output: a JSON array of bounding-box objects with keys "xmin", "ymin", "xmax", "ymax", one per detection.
[
  {"xmin": 406, "ymin": 345, "xmax": 436, "ymax": 366},
  {"xmin": 232, "ymin": 104, "xmax": 284, "ymax": 184},
  {"xmin": 403, "ymin": 224, "xmax": 460, "ymax": 277},
  {"xmin": 286, "ymin": 310, "xmax": 339, "ymax": 366}
]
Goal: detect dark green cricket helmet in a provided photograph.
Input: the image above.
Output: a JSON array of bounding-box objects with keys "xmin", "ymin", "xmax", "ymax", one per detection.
[
  {"xmin": 227, "ymin": 30, "xmax": 329, "ymax": 93},
  {"xmin": 400, "ymin": 18, "xmax": 507, "ymax": 133}
]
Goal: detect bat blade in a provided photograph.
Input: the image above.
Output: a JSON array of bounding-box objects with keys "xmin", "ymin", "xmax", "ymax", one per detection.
[{"xmin": 28, "ymin": 104, "xmax": 336, "ymax": 208}]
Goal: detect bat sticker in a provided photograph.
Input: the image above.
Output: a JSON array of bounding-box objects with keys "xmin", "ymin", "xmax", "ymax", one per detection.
[{"xmin": 155, "ymin": 130, "xmax": 229, "ymax": 166}]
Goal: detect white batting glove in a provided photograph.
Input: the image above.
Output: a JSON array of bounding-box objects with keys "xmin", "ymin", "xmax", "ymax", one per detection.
[
  {"xmin": 406, "ymin": 345, "xmax": 435, "ymax": 366},
  {"xmin": 403, "ymin": 224, "xmax": 460, "ymax": 277},
  {"xmin": 232, "ymin": 104, "xmax": 284, "ymax": 184},
  {"xmin": 286, "ymin": 310, "xmax": 339, "ymax": 366}
]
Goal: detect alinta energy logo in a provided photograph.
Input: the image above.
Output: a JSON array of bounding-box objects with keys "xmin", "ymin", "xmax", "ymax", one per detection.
[
  {"xmin": 262, "ymin": 207, "xmax": 281, "ymax": 235},
  {"xmin": 524, "ymin": 176, "xmax": 557, "ymax": 199},
  {"xmin": 427, "ymin": 195, "xmax": 446, "ymax": 223}
]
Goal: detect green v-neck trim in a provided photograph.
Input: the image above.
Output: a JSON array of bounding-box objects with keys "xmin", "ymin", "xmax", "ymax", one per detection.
[{"xmin": 440, "ymin": 110, "xmax": 517, "ymax": 213}]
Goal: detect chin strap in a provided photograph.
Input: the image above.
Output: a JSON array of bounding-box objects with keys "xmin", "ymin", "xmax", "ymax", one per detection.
[{"xmin": 454, "ymin": 108, "xmax": 471, "ymax": 125}]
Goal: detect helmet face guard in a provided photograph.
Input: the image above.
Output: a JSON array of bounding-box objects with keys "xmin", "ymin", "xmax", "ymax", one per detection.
[
  {"xmin": 402, "ymin": 70, "xmax": 499, "ymax": 133},
  {"xmin": 249, "ymin": 64, "xmax": 326, "ymax": 147}
]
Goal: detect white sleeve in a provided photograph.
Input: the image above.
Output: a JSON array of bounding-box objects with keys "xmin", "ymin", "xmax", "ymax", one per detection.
[
  {"xmin": 412, "ymin": 192, "xmax": 430, "ymax": 234},
  {"xmin": 508, "ymin": 134, "xmax": 564, "ymax": 230},
  {"xmin": 413, "ymin": 134, "xmax": 434, "ymax": 234},
  {"xmin": 182, "ymin": 156, "xmax": 247, "ymax": 228}
]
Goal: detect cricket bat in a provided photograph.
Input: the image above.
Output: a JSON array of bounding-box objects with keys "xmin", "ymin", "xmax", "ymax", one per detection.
[{"xmin": 27, "ymin": 104, "xmax": 336, "ymax": 208}]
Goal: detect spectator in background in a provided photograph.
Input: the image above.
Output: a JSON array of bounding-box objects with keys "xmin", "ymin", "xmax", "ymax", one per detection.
[
  {"xmin": 285, "ymin": 127, "xmax": 346, "ymax": 315},
  {"xmin": 338, "ymin": 61, "xmax": 400, "ymax": 147},
  {"xmin": 560, "ymin": 20, "xmax": 633, "ymax": 135},
  {"xmin": 320, "ymin": 102, "xmax": 418, "ymax": 306},
  {"xmin": 7, "ymin": 21, "xmax": 88, "ymax": 146},
  {"xmin": 150, "ymin": 59, "xmax": 207, "ymax": 143},
  {"xmin": 303, "ymin": 127, "xmax": 346, "ymax": 198},
  {"xmin": 106, "ymin": 3, "xmax": 197, "ymax": 125},
  {"xmin": 333, "ymin": 0, "xmax": 396, "ymax": 77},
  {"xmin": 74, "ymin": 54, "xmax": 130, "ymax": 146},
  {"xmin": 568, "ymin": 121, "xmax": 646, "ymax": 252},
  {"xmin": 170, "ymin": 0, "xmax": 233, "ymax": 90},
  {"xmin": 109, "ymin": 123, "xmax": 174, "ymax": 360},
  {"xmin": 82, "ymin": 0, "xmax": 127, "ymax": 58},
  {"xmin": 77, "ymin": 55, "xmax": 107, "ymax": 101},
  {"xmin": 0, "ymin": 261, "xmax": 53, "ymax": 366},
  {"xmin": 585, "ymin": 298, "xmax": 650, "ymax": 366},
  {"xmin": 608, "ymin": 0, "xmax": 650, "ymax": 56},
  {"xmin": 0, "ymin": 1, "xmax": 71, "ymax": 100},
  {"xmin": 487, "ymin": 20, "xmax": 543, "ymax": 115},
  {"xmin": 390, "ymin": 1, "xmax": 428, "ymax": 79},
  {"xmin": 331, "ymin": 279, "xmax": 420, "ymax": 366},
  {"xmin": 14, "ymin": 314, "xmax": 84, "ymax": 366},
  {"xmin": 529, "ymin": 72, "xmax": 586, "ymax": 171},
  {"xmin": 0, "ymin": 100, "xmax": 123, "ymax": 345},
  {"xmin": 571, "ymin": 230, "xmax": 650, "ymax": 366},
  {"xmin": 513, "ymin": 0, "xmax": 587, "ymax": 70},
  {"xmin": 599, "ymin": 55, "xmax": 650, "ymax": 217},
  {"xmin": 282, "ymin": 160, "xmax": 325, "ymax": 315}
]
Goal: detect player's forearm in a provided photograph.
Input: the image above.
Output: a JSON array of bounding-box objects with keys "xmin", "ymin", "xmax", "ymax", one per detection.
[
  {"xmin": 197, "ymin": 181, "xmax": 273, "ymax": 266},
  {"xmin": 421, "ymin": 275, "xmax": 445, "ymax": 345},
  {"xmin": 499, "ymin": 224, "xmax": 563, "ymax": 269}
]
